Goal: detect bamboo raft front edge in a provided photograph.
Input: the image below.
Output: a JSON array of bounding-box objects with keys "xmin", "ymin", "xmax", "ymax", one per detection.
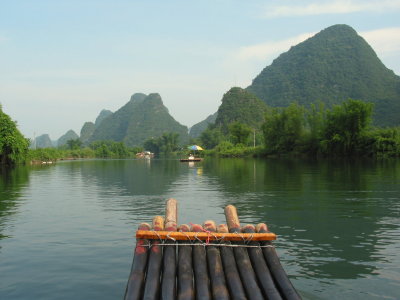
[{"xmin": 124, "ymin": 199, "xmax": 302, "ymax": 300}]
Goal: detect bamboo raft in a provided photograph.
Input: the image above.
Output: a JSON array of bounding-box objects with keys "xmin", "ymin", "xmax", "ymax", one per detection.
[{"xmin": 124, "ymin": 199, "xmax": 302, "ymax": 300}]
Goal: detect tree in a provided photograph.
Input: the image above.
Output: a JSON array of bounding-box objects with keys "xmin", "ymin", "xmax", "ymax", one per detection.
[
  {"xmin": 321, "ymin": 99, "xmax": 373, "ymax": 155},
  {"xmin": 0, "ymin": 106, "xmax": 29, "ymax": 165},
  {"xmin": 66, "ymin": 139, "xmax": 82, "ymax": 150},
  {"xmin": 262, "ymin": 103, "xmax": 305, "ymax": 152},
  {"xmin": 143, "ymin": 132, "xmax": 180, "ymax": 155},
  {"xmin": 228, "ymin": 122, "xmax": 252, "ymax": 145},
  {"xmin": 200, "ymin": 125, "xmax": 224, "ymax": 149}
]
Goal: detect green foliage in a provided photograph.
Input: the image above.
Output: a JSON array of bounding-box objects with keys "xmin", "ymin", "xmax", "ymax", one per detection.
[
  {"xmin": 228, "ymin": 122, "xmax": 252, "ymax": 145},
  {"xmin": 262, "ymin": 103, "xmax": 305, "ymax": 153},
  {"xmin": 210, "ymin": 141, "xmax": 259, "ymax": 157},
  {"xmin": 320, "ymin": 99, "xmax": 373, "ymax": 155},
  {"xmin": 143, "ymin": 132, "xmax": 180, "ymax": 156},
  {"xmin": 368, "ymin": 127, "xmax": 400, "ymax": 157},
  {"xmin": 89, "ymin": 140, "xmax": 133, "ymax": 158},
  {"xmin": 303, "ymin": 102, "xmax": 326, "ymax": 154},
  {"xmin": 258, "ymin": 98, "xmax": 400, "ymax": 157},
  {"xmin": 0, "ymin": 106, "xmax": 29, "ymax": 165},
  {"xmin": 28, "ymin": 148, "xmax": 63, "ymax": 162},
  {"xmin": 215, "ymin": 87, "xmax": 268, "ymax": 133},
  {"xmin": 247, "ymin": 24, "xmax": 400, "ymax": 127},
  {"xmin": 199, "ymin": 125, "xmax": 224, "ymax": 149},
  {"xmin": 66, "ymin": 139, "xmax": 82, "ymax": 150}
]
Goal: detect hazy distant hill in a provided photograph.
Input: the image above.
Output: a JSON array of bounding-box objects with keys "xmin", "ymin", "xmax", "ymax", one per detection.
[
  {"xmin": 189, "ymin": 112, "xmax": 217, "ymax": 138},
  {"xmin": 80, "ymin": 122, "xmax": 95, "ymax": 144},
  {"xmin": 57, "ymin": 130, "xmax": 79, "ymax": 147},
  {"xmin": 247, "ymin": 24, "xmax": 400, "ymax": 127},
  {"xmin": 215, "ymin": 87, "xmax": 268, "ymax": 132},
  {"xmin": 89, "ymin": 93, "xmax": 189, "ymax": 146},
  {"xmin": 94, "ymin": 109, "xmax": 113, "ymax": 127},
  {"xmin": 34, "ymin": 134, "xmax": 53, "ymax": 149}
]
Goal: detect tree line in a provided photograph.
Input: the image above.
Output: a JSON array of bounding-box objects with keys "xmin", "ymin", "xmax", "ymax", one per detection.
[
  {"xmin": 196, "ymin": 99, "xmax": 399, "ymax": 158},
  {"xmin": 1, "ymin": 99, "xmax": 400, "ymax": 166}
]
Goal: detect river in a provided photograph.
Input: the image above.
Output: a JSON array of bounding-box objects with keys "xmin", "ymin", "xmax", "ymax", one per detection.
[{"xmin": 0, "ymin": 158, "xmax": 399, "ymax": 299}]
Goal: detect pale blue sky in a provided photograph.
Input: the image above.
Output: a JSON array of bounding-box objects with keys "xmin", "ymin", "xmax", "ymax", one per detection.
[{"xmin": 1, "ymin": 0, "xmax": 400, "ymax": 140}]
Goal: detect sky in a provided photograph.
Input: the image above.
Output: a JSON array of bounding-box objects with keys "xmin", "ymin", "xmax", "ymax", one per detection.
[{"xmin": 1, "ymin": 0, "xmax": 400, "ymax": 140}]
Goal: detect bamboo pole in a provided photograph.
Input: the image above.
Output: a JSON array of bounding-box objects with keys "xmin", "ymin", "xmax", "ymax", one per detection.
[
  {"xmin": 242, "ymin": 224, "xmax": 282, "ymax": 300},
  {"xmin": 177, "ymin": 224, "xmax": 195, "ymax": 300},
  {"xmin": 224, "ymin": 205, "xmax": 264, "ymax": 300},
  {"xmin": 191, "ymin": 223, "xmax": 211, "ymax": 300},
  {"xmin": 142, "ymin": 216, "xmax": 164, "ymax": 300},
  {"xmin": 124, "ymin": 222, "xmax": 152, "ymax": 300},
  {"xmin": 216, "ymin": 224, "xmax": 247, "ymax": 300},
  {"xmin": 135, "ymin": 231, "xmax": 276, "ymax": 241},
  {"xmin": 161, "ymin": 199, "xmax": 178, "ymax": 300},
  {"xmin": 256, "ymin": 223, "xmax": 302, "ymax": 300},
  {"xmin": 203, "ymin": 220, "xmax": 230, "ymax": 300}
]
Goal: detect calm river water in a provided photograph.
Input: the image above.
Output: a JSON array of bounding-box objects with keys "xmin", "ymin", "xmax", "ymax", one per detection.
[{"xmin": 0, "ymin": 158, "xmax": 399, "ymax": 299}]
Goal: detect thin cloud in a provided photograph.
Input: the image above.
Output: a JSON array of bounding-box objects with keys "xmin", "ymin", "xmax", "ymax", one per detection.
[
  {"xmin": 360, "ymin": 27, "xmax": 400, "ymax": 54},
  {"xmin": 234, "ymin": 32, "xmax": 315, "ymax": 62},
  {"xmin": 263, "ymin": 0, "xmax": 400, "ymax": 18}
]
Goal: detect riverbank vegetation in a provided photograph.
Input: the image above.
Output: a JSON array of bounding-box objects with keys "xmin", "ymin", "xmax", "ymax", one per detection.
[
  {"xmin": 0, "ymin": 105, "xmax": 29, "ymax": 165},
  {"xmin": 1, "ymin": 99, "xmax": 400, "ymax": 166},
  {"xmin": 198, "ymin": 99, "xmax": 399, "ymax": 158}
]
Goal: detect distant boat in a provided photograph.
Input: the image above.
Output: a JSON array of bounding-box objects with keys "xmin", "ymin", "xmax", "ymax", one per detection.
[
  {"xmin": 180, "ymin": 154, "xmax": 202, "ymax": 162},
  {"xmin": 136, "ymin": 151, "xmax": 154, "ymax": 159}
]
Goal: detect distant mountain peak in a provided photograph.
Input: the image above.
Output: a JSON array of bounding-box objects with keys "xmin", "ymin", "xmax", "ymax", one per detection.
[
  {"xmin": 247, "ymin": 24, "xmax": 400, "ymax": 127},
  {"xmin": 129, "ymin": 93, "xmax": 147, "ymax": 104},
  {"xmin": 88, "ymin": 93, "xmax": 188, "ymax": 146}
]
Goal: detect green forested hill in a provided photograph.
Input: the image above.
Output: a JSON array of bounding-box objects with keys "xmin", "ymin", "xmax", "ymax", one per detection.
[
  {"xmin": 215, "ymin": 87, "xmax": 268, "ymax": 132},
  {"xmin": 94, "ymin": 109, "xmax": 113, "ymax": 127},
  {"xmin": 89, "ymin": 93, "xmax": 189, "ymax": 147},
  {"xmin": 57, "ymin": 130, "xmax": 79, "ymax": 147},
  {"xmin": 34, "ymin": 134, "xmax": 53, "ymax": 149},
  {"xmin": 247, "ymin": 24, "xmax": 400, "ymax": 127},
  {"xmin": 80, "ymin": 122, "xmax": 95, "ymax": 144},
  {"xmin": 189, "ymin": 112, "xmax": 217, "ymax": 138}
]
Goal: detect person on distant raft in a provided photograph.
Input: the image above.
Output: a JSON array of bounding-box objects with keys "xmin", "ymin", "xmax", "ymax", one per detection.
[{"xmin": 188, "ymin": 154, "xmax": 194, "ymax": 160}]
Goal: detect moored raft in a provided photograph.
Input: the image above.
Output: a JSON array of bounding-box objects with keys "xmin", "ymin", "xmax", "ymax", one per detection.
[{"xmin": 124, "ymin": 199, "xmax": 302, "ymax": 300}]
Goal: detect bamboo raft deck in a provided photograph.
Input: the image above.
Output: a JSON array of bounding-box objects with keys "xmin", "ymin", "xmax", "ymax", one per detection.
[{"xmin": 124, "ymin": 199, "xmax": 302, "ymax": 300}]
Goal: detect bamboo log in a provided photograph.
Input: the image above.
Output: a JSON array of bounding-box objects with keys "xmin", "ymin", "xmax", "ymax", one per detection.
[
  {"xmin": 242, "ymin": 224, "xmax": 282, "ymax": 300},
  {"xmin": 124, "ymin": 223, "xmax": 152, "ymax": 300},
  {"xmin": 216, "ymin": 224, "xmax": 247, "ymax": 300},
  {"xmin": 177, "ymin": 224, "xmax": 195, "ymax": 300},
  {"xmin": 136, "ymin": 231, "xmax": 276, "ymax": 241},
  {"xmin": 256, "ymin": 223, "xmax": 302, "ymax": 300},
  {"xmin": 161, "ymin": 199, "xmax": 178, "ymax": 300},
  {"xmin": 203, "ymin": 220, "xmax": 230, "ymax": 300},
  {"xmin": 191, "ymin": 223, "xmax": 211, "ymax": 300},
  {"xmin": 142, "ymin": 216, "xmax": 164, "ymax": 300},
  {"xmin": 225, "ymin": 205, "xmax": 264, "ymax": 300}
]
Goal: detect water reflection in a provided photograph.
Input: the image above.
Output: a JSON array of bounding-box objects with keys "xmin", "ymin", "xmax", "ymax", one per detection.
[
  {"xmin": 200, "ymin": 158, "xmax": 400, "ymax": 284},
  {"xmin": 1, "ymin": 158, "xmax": 398, "ymax": 299},
  {"xmin": 0, "ymin": 166, "xmax": 30, "ymax": 241}
]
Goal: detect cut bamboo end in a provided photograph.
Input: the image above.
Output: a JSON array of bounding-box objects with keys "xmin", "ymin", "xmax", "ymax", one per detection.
[
  {"xmin": 165, "ymin": 198, "xmax": 177, "ymax": 225},
  {"xmin": 242, "ymin": 224, "xmax": 256, "ymax": 233},
  {"xmin": 256, "ymin": 223, "xmax": 268, "ymax": 233},
  {"xmin": 224, "ymin": 205, "xmax": 241, "ymax": 232},
  {"xmin": 217, "ymin": 224, "xmax": 229, "ymax": 233},
  {"xmin": 178, "ymin": 224, "xmax": 191, "ymax": 232},
  {"xmin": 203, "ymin": 220, "xmax": 217, "ymax": 232},
  {"xmin": 136, "ymin": 230, "xmax": 276, "ymax": 242},
  {"xmin": 191, "ymin": 224, "xmax": 204, "ymax": 232},
  {"xmin": 152, "ymin": 216, "xmax": 165, "ymax": 231},
  {"xmin": 138, "ymin": 222, "xmax": 152, "ymax": 231}
]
